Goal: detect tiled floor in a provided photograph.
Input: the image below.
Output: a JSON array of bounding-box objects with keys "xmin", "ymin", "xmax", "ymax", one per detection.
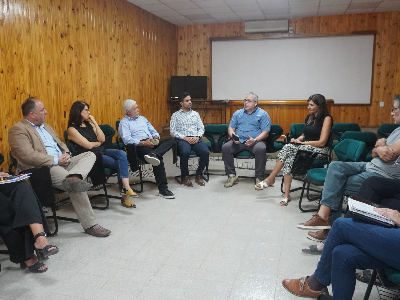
[{"xmin": 0, "ymin": 151, "xmax": 380, "ymax": 299}]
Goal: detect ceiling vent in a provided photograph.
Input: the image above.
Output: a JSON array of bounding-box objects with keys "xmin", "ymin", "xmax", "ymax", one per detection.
[{"xmin": 245, "ymin": 20, "xmax": 289, "ymax": 34}]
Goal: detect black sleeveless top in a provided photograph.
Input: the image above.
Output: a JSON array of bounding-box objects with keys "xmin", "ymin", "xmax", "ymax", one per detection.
[
  {"xmin": 69, "ymin": 121, "xmax": 105, "ymax": 155},
  {"xmin": 303, "ymin": 114, "xmax": 332, "ymax": 146}
]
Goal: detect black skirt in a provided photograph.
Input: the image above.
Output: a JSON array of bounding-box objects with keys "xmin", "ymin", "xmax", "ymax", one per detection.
[{"xmin": 0, "ymin": 181, "xmax": 49, "ymax": 263}]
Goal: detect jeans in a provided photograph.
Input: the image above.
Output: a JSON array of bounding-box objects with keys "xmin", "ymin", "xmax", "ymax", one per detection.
[
  {"xmin": 319, "ymin": 161, "xmax": 383, "ymax": 223},
  {"xmin": 102, "ymin": 149, "xmax": 130, "ymax": 192},
  {"xmin": 176, "ymin": 139, "xmax": 209, "ymax": 177},
  {"xmin": 314, "ymin": 218, "xmax": 400, "ymax": 300}
]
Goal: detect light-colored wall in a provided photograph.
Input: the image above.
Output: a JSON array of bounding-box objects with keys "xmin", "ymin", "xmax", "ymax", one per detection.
[
  {"xmin": 177, "ymin": 12, "xmax": 400, "ymax": 132},
  {"xmin": 0, "ymin": 0, "xmax": 177, "ymax": 166}
]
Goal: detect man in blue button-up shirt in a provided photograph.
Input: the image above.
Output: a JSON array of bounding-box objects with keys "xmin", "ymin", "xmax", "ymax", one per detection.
[
  {"xmin": 222, "ymin": 92, "xmax": 271, "ymax": 188},
  {"xmin": 119, "ymin": 99, "xmax": 176, "ymax": 199}
]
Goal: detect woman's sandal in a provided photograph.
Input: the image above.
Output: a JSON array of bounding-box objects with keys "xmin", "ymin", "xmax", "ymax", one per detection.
[
  {"xmin": 280, "ymin": 197, "xmax": 291, "ymax": 206},
  {"xmin": 121, "ymin": 196, "xmax": 136, "ymax": 208},
  {"xmin": 255, "ymin": 181, "xmax": 274, "ymax": 190},
  {"xmin": 33, "ymin": 233, "xmax": 59, "ymax": 262},
  {"xmin": 121, "ymin": 188, "xmax": 139, "ymax": 198},
  {"xmin": 20, "ymin": 261, "xmax": 48, "ymax": 273}
]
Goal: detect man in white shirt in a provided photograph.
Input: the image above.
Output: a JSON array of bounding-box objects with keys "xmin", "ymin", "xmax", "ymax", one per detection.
[{"xmin": 170, "ymin": 92, "xmax": 209, "ymax": 187}]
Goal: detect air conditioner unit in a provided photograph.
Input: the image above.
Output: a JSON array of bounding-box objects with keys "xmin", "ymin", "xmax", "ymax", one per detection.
[{"xmin": 245, "ymin": 20, "xmax": 289, "ymax": 34}]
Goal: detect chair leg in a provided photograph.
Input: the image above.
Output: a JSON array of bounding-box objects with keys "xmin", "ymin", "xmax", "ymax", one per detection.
[
  {"xmin": 131, "ymin": 166, "xmax": 144, "ymax": 193},
  {"xmin": 363, "ymin": 269, "xmax": 378, "ymax": 300},
  {"xmin": 299, "ymin": 182, "xmax": 319, "ymax": 213},
  {"xmin": 90, "ymin": 183, "xmax": 114, "ymax": 210}
]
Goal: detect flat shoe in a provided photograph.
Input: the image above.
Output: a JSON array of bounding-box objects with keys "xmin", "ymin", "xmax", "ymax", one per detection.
[
  {"xmin": 20, "ymin": 261, "xmax": 48, "ymax": 273},
  {"xmin": 255, "ymin": 181, "xmax": 274, "ymax": 190},
  {"xmin": 302, "ymin": 245, "xmax": 322, "ymax": 255},
  {"xmin": 280, "ymin": 197, "xmax": 291, "ymax": 206}
]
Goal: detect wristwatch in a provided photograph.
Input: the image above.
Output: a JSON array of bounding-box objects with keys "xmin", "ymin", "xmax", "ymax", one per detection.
[{"xmin": 254, "ymin": 138, "xmax": 258, "ymax": 144}]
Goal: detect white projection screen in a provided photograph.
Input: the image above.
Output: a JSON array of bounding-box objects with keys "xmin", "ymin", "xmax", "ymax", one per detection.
[{"xmin": 211, "ymin": 34, "xmax": 374, "ymax": 104}]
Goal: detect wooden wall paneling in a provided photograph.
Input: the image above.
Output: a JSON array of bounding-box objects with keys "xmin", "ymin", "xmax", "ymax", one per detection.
[{"xmin": 0, "ymin": 0, "xmax": 177, "ymax": 167}]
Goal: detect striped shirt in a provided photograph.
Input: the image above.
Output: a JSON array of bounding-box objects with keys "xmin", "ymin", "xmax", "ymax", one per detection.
[{"xmin": 170, "ymin": 109, "xmax": 204, "ymax": 139}]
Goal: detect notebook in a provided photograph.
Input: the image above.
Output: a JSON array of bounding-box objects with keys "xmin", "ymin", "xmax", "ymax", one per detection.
[
  {"xmin": 348, "ymin": 197, "xmax": 396, "ymax": 228},
  {"xmin": 0, "ymin": 173, "xmax": 31, "ymax": 184}
]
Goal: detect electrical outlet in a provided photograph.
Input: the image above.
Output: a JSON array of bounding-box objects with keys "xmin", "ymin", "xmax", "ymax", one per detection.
[{"xmin": 380, "ymin": 102, "xmax": 384, "ymax": 107}]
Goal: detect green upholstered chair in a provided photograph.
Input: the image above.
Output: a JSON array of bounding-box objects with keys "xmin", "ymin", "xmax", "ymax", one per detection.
[
  {"xmin": 267, "ymin": 124, "xmax": 284, "ymax": 152},
  {"xmin": 204, "ymin": 124, "xmax": 229, "ymax": 153},
  {"xmin": 298, "ymin": 139, "xmax": 366, "ymax": 212},
  {"xmin": 331, "ymin": 122, "xmax": 361, "ymax": 148},
  {"xmin": 364, "ymin": 268, "xmax": 400, "ymax": 300},
  {"xmin": 285, "ymin": 123, "xmax": 305, "ymax": 141},
  {"xmin": 341, "ymin": 131, "xmax": 377, "ymax": 162},
  {"xmin": 377, "ymin": 123, "xmax": 400, "ymax": 139}
]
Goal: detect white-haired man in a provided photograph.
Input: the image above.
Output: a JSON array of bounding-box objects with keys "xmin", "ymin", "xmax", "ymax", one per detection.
[{"xmin": 118, "ymin": 99, "xmax": 176, "ymax": 199}]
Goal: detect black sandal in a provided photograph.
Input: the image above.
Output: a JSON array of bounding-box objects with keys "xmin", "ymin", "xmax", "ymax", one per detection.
[
  {"xmin": 20, "ymin": 261, "xmax": 48, "ymax": 273},
  {"xmin": 356, "ymin": 270, "xmax": 382, "ymax": 286},
  {"xmin": 34, "ymin": 232, "xmax": 59, "ymax": 262}
]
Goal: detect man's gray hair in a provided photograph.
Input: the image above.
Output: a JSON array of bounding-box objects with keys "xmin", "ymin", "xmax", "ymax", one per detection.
[
  {"xmin": 248, "ymin": 92, "xmax": 259, "ymax": 103},
  {"xmin": 123, "ymin": 99, "xmax": 137, "ymax": 113},
  {"xmin": 393, "ymin": 94, "xmax": 400, "ymax": 108}
]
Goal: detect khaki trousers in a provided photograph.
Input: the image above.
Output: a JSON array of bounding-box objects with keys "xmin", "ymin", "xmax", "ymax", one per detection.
[{"xmin": 50, "ymin": 152, "xmax": 97, "ymax": 229}]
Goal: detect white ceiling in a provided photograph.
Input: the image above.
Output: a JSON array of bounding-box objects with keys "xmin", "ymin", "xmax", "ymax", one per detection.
[{"xmin": 125, "ymin": 0, "xmax": 400, "ymax": 25}]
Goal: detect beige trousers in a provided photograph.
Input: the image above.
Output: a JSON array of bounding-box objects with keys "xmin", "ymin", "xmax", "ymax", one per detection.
[{"xmin": 50, "ymin": 152, "xmax": 97, "ymax": 229}]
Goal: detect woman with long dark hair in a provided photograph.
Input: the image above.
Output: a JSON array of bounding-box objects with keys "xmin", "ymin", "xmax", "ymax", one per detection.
[
  {"xmin": 67, "ymin": 101, "xmax": 138, "ymax": 208},
  {"xmin": 255, "ymin": 94, "xmax": 333, "ymax": 206}
]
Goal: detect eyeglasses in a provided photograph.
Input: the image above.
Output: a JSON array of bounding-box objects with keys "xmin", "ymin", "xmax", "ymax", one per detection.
[
  {"xmin": 83, "ymin": 109, "xmax": 89, "ymax": 112},
  {"xmin": 391, "ymin": 107, "xmax": 399, "ymax": 113},
  {"xmin": 244, "ymin": 99, "xmax": 253, "ymax": 103}
]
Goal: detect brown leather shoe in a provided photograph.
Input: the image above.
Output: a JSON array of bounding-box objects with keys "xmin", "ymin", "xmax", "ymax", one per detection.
[
  {"xmin": 307, "ymin": 229, "xmax": 330, "ymax": 242},
  {"xmin": 282, "ymin": 277, "xmax": 326, "ymax": 298},
  {"xmin": 297, "ymin": 214, "xmax": 331, "ymax": 230},
  {"xmin": 84, "ymin": 224, "xmax": 111, "ymax": 237},
  {"xmin": 182, "ymin": 176, "xmax": 193, "ymax": 187},
  {"xmin": 195, "ymin": 175, "xmax": 205, "ymax": 186}
]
